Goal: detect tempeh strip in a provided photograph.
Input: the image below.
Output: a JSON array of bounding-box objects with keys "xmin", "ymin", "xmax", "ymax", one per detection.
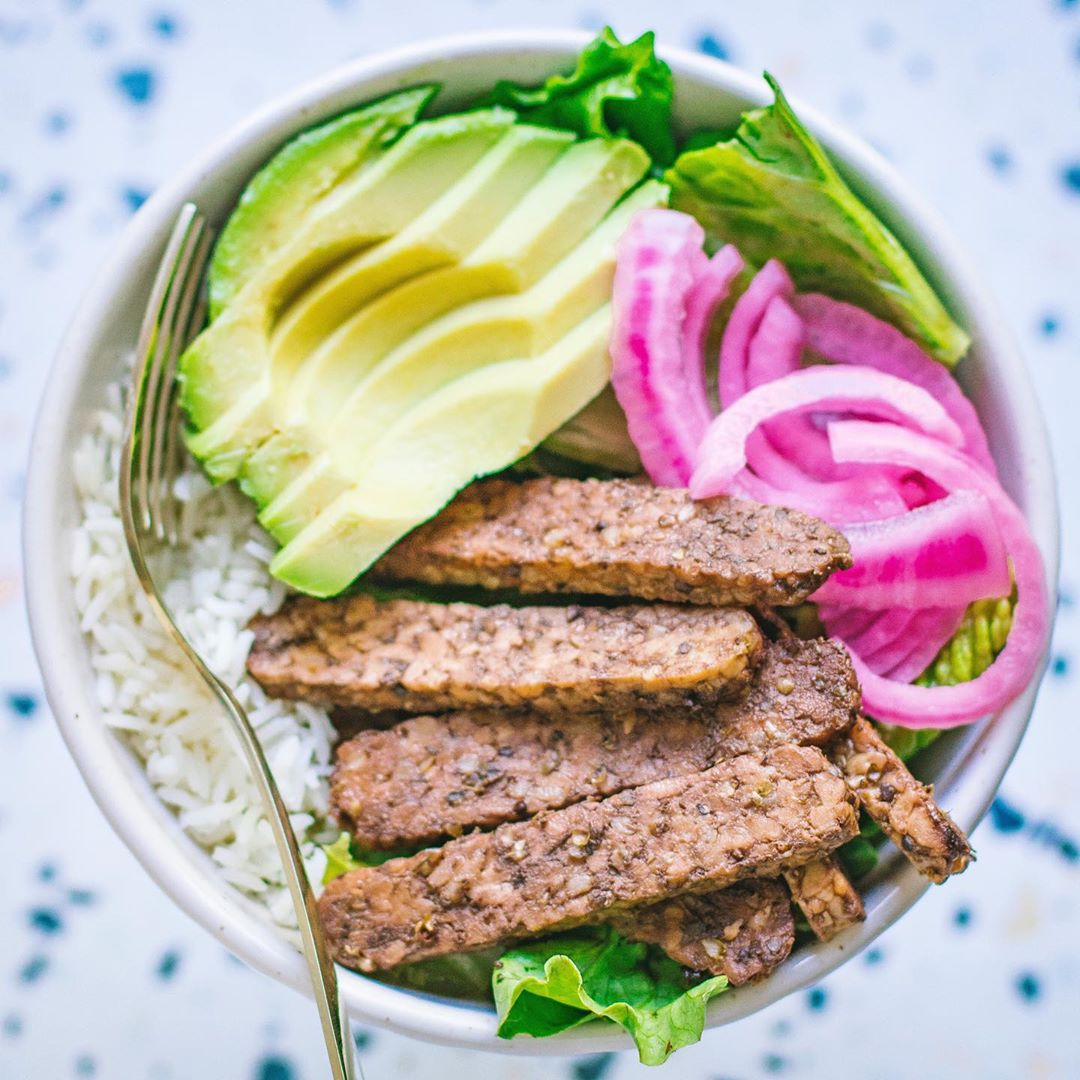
[
  {"xmin": 248, "ymin": 595, "xmax": 762, "ymax": 715},
  {"xmin": 318, "ymin": 744, "xmax": 860, "ymax": 971},
  {"xmin": 783, "ymin": 856, "xmax": 865, "ymax": 941},
  {"xmin": 830, "ymin": 716, "xmax": 973, "ymax": 883},
  {"xmin": 373, "ymin": 477, "xmax": 852, "ymax": 606},
  {"xmin": 331, "ymin": 638, "xmax": 859, "ymax": 849},
  {"xmin": 612, "ymin": 880, "xmax": 795, "ymax": 985}
]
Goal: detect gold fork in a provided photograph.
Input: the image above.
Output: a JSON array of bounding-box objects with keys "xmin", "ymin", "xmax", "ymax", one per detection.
[{"xmin": 119, "ymin": 203, "xmax": 360, "ymax": 1080}]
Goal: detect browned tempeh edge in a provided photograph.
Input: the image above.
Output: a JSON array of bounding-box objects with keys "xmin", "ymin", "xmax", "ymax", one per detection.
[
  {"xmin": 330, "ymin": 637, "xmax": 860, "ymax": 849},
  {"xmin": 372, "ymin": 476, "xmax": 852, "ymax": 607},
  {"xmin": 611, "ymin": 880, "xmax": 795, "ymax": 985},
  {"xmin": 829, "ymin": 716, "xmax": 974, "ymax": 883},
  {"xmin": 247, "ymin": 594, "xmax": 763, "ymax": 716},
  {"xmin": 318, "ymin": 744, "xmax": 860, "ymax": 972},
  {"xmin": 783, "ymin": 856, "xmax": 865, "ymax": 942}
]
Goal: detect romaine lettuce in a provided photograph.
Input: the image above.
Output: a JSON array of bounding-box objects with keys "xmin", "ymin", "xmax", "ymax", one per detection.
[
  {"xmin": 667, "ymin": 75, "xmax": 970, "ymax": 365},
  {"xmin": 493, "ymin": 925, "xmax": 727, "ymax": 1065},
  {"xmin": 482, "ymin": 28, "xmax": 676, "ymax": 164}
]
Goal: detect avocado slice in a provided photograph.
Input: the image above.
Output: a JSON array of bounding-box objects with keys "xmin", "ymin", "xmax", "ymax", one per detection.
[
  {"xmin": 269, "ymin": 304, "xmax": 618, "ymax": 596},
  {"xmin": 250, "ymin": 137, "xmax": 650, "ymax": 528},
  {"xmin": 266, "ymin": 180, "xmax": 668, "ymax": 594},
  {"xmin": 240, "ymin": 124, "xmax": 578, "ymax": 508},
  {"xmin": 207, "ymin": 85, "xmax": 437, "ymax": 319},
  {"xmin": 179, "ymin": 108, "xmax": 517, "ymax": 478},
  {"xmin": 258, "ymin": 168, "xmax": 658, "ymax": 543}
]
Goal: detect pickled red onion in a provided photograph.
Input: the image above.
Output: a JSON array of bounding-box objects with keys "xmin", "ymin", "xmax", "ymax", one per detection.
[
  {"xmin": 812, "ymin": 490, "xmax": 1010, "ymax": 609},
  {"xmin": 881, "ymin": 607, "xmax": 969, "ymax": 683},
  {"xmin": 828, "ymin": 421, "xmax": 1049, "ymax": 727},
  {"xmin": 610, "ymin": 209, "xmax": 711, "ymax": 486},
  {"xmin": 794, "ymin": 293, "xmax": 997, "ymax": 475},
  {"xmin": 682, "ymin": 244, "xmax": 743, "ymax": 431},
  {"xmin": 689, "ymin": 365, "xmax": 965, "ymax": 501}
]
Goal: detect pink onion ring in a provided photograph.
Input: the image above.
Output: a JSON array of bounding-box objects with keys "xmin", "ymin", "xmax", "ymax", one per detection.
[
  {"xmin": 610, "ymin": 209, "xmax": 711, "ymax": 486},
  {"xmin": 689, "ymin": 365, "xmax": 965, "ymax": 502},
  {"xmin": 812, "ymin": 490, "xmax": 1010, "ymax": 609},
  {"xmin": 794, "ymin": 293, "xmax": 997, "ymax": 475},
  {"xmin": 828, "ymin": 420, "xmax": 1049, "ymax": 727}
]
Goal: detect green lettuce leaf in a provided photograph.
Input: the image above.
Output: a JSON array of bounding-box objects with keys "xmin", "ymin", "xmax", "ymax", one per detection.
[
  {"xmin": 481, "ymin": 28, "xmax": 676, "ymax": 164},
  {"xmin": 917, "ymin": 596, "xmax": 1014, "ymax": 688},
  {"xmin": 493, "ymin": 926, "xmax": 727, "ymax": 1066},
  {"xmin": 667, "ymin": 74, "xmax": 970, "ymax": 365},
  {"xmin": 320, "ymin": 832, "xmax": 417, "ymax": 884}
]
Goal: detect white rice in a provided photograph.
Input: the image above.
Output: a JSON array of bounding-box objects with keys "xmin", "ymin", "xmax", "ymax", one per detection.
[{"xmin": 70, "ymin": 380, "xmax": 338, "ymax": 932}]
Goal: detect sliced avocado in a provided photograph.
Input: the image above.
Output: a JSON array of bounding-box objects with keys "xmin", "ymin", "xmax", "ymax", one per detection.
[
  {"xmin": 179, "ymin": 108, "xmax": 516, "ymax": 477},
  {"xmin": 238, "ymin": 124, "xmax": 578, "ymax": 508},
  {"xmin": 269, "ymin": 304, "xmax": 616, "ymax": 596},
  {"xmin": 258, "ymin": 170, "xmax": 658, "ymax": 542},
  {"xmin": 207, "ymin": 85, "xmax": 437, "ymax": 319}
]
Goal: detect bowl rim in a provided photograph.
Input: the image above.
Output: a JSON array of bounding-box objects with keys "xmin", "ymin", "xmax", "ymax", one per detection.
[{"xmin": 23, "ymin": 27, "xmax": 1059, "ymax": 1056}]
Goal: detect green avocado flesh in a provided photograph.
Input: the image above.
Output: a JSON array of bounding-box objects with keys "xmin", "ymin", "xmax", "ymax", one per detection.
[
  {"xmin": 207, "ymin": 86, "xmax": 437, "ymax": 319},
  {"xmin": 179, "ymin": 103, "xmax": 664, "ymax": 596}
]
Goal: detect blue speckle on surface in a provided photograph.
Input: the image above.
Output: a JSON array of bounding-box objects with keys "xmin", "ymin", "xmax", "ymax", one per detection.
[
  {"xmin": 67, "ymin": 887, "xmax": 96, "ymax": 906},
  {"xmin": 121, "ymin": 186, "xmax": 150, "ymax": 214},
  {"xmin": 37, "ymin": 862, "xmax": 56, "ymax": 883},
  {"xmin": 1041, "ymin": 314, "xmax": 1062, "ymax": 338},
  {"xmin": 1063, "ymin": 162, "xmax": 1080, "ymax": 194},
  {"xmin": 44, "ymin": 111, "xmax": 71, "ymax": 136},
  {"xmin": 1051, "ymin": 653, "xmax": 1069, "ymax": 676},
  {"xmin": 954, "ymin": 905, "xmax": 973, "ymax": 928},
  {"xmin": 2, "ymin": 1013, "xmax": 22, "ymax": 1039},
  {"xmin": 85, "ymin": 22, "xmax": 112, "ymax": 48},
  {"xmin": 806, "ymin": 986, "xmax": 828, "ymax": 1011},
  {"xmin": 114, "ymin": 66, "xmax": 157, "ymax": 106},
  {"xmin": 254, "ymin": 1057, "xmax": 297, "ymax": 1080},
  {"xmin": 352, "ymin": 1029, "xmax": 371, "ymax": 1051},
  {"xmin": 986, "ymin": 145, "xmax": 1013, "ymax": 174},
  {"xmin": 763, "ymin": 1053, "xmax": 788, "ymax": 1073},
  {"xmin": 28, "ymin": 907, "xmax": 63, "ymax": 935},
  {"xmin": 989, "ymin": 797, "xmax": 1025, "ymax": 833},
  {"xmin": 155, "ymin": 949, "xmax": 182, "ymax": 981},
  {"xmin": 7, "ymin": 692, "xmax": 39, "ymax": 719},
  {"xmin": 865, "ymin": 21, "xmax": 894, "ymax": 49},
  {"xmin": 1015, "ymin": 972, "xmax": 1042, "ymax": 1003},
  {"xmin": 865, "ymin": 947, "xmax": 884, "ymax": 965},
  {"xmin": 19, "ymin": 954, "xmax": 49, "ymax": 984},
  {"xmin": 906, "ymin": 53, "xmax": 935, "ymax": 81},
  {"xmin": 20, "ymin": 187, "xmax": 67, "ymax": 226},
  {"xmin": 150, "ymin": 12, "xmax": 182, "ymax": 39},
  {"xmin": 696, "ymin": 32, "xmax": 731, "ymax": 61},
  {"xmin": 573, "ymin": 1055, "xmax": 614, "ymax": 1080},
  {"xmin": 74, "ymin": 1055, "xmax": 96, "ymax": 1076}
]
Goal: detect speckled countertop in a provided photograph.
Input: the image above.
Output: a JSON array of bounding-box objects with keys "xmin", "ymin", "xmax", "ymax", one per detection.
[{"xmin": 1, "ymin": 2, "xmax": 1078, "ymax": 1078}]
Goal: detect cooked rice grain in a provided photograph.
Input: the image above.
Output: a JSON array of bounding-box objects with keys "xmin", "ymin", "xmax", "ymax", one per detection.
[{"xmin": 71, "ymin": 383, "xmax": 335, "ymax": 931}]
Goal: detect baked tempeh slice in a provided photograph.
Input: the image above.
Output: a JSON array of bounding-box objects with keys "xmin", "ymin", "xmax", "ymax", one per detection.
[
  {"xmin": 612, "ymin": 880, "xmax": 795, "ymax": 985},
  {"xmin": 330, "ymin": 638, "xmax": 859, "ymax": 849},
  {"xmin": 373, "ymin": 477, "xmax": 852, "ymax": 606},
  {"xmin": 318, "ymin": 744, "xmax": 860, "ymax": 971},
  {"xmin": 830, "ymin": 716, "xmax": 973, "ymax": 883},
  {"xmin": 783, "ymin": 855, "xmax": 865, "ymax": 941},
  {"xmin": 248, "ymin": 595, "xmax": 762, "ymax": 715}
]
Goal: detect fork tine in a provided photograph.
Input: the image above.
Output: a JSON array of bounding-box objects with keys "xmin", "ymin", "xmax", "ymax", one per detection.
[
  {"xmin": 148, "ymin": 219, "xmax": 211, "ymax": 540},
  {"xmin": 160, "ymin": 248, "xmax": 211, "ymax": 544},
  {"xmin": 136, "ymin": 206, "xmax": 203, "ymax": 531},
  {"xmin": 126, "ymin": 204, "xmax": 199, "ymax": 532}
]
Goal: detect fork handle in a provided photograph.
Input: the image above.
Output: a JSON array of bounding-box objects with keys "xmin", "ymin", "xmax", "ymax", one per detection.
[{"xmin": 207, "ymin": 671, "xmax": 361, "ymax": 1080}]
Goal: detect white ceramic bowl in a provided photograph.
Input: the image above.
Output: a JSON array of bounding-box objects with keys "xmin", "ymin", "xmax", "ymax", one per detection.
[{"xmin": 24, "ymin": 29, "xmax": 1058, "ymax": 1056}]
